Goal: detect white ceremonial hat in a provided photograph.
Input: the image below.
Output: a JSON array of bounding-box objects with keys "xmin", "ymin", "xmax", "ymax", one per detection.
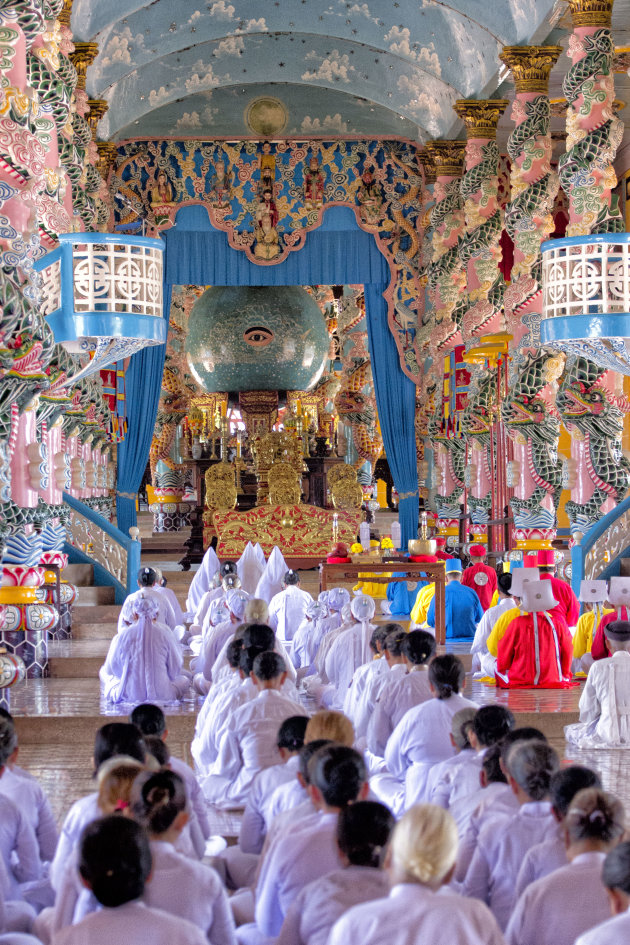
[
  {"xmin": 521, "ymin": 580, "xmax": 559, "ymax": 614},
  {"xmin": 509, "ymin": 567, "xmax": 539, "ymax": 599},
  {"xmin": 579, "ymin": 580, "xmax": 608, "ymax": 604},
  {"xmin": 607, "ymin": 577, "xmax": 630, "ymax": 607}
]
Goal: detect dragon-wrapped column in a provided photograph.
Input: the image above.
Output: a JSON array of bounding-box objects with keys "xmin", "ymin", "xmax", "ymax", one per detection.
[
  {"xmin": 555, "ymin": 0, "xmax": 629, "ymax": 540},
  {"xmin": 452, "ymin": 100, "xmax": 508, "ymax": 342}
]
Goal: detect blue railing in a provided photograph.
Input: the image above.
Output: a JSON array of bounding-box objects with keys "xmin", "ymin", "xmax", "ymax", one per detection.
[
  {"xmin": 62, "ymin": 492, "xmax": 141, "ymax": 603},
  {"xmin": 570, "ymin": 494, "xmax": 630, "ymax": 596}
]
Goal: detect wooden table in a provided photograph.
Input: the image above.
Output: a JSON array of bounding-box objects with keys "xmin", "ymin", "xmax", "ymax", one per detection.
[{"xmin": 319, "ymin": 559, "xmax": 447, "ymax": 645}]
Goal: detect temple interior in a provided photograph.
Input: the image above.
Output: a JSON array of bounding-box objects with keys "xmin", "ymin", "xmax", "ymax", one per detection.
[{"xmin": 4, "ymin": 0, "xmax": 630, "ymax": 943}]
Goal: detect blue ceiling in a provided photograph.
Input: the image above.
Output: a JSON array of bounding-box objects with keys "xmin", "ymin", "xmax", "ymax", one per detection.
[{"xmin": 72, "ymin": 0, "xmax": 559, "ymax": 142}]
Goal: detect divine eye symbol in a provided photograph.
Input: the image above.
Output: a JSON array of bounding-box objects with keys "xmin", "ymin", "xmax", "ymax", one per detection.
[{"xmin": 244, "ymin": 326, "xmax": 274, "ymax": 347}]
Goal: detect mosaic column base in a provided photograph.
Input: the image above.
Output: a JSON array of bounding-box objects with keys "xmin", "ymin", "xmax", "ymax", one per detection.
[{"xmin": 0, "ymin": 628, "xmax": 49, "ymax": 678}]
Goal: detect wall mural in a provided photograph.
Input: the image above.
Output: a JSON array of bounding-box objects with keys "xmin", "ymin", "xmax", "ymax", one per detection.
[{"xmin": 112, "ymin": 137, "xmax": 427, "ymax": 381}]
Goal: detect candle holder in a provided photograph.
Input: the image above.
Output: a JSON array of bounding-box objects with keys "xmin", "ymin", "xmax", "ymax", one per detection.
[{"xmin": 220, "ymin": 417, "xmax": 229, "ymax": 461}]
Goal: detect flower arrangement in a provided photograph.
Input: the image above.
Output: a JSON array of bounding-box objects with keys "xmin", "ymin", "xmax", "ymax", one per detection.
[{"xmin": 381, "ymin": 537, "xmax": 394, "ymax": 550}]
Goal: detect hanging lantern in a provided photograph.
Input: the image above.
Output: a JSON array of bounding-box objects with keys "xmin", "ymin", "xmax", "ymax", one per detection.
[
  {"xmin": 33, "ymin": 233, "xmax": 166, "ymax": 384},
  {"xmin": 541, "ymin": 234, "xmax": 630, "ymax": 374}
]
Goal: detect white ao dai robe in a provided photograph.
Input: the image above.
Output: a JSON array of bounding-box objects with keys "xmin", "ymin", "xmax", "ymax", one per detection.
[
  {"xmin": 373, "ymin": 693, "xmax": 477, "ymax": 813},
  {"xmin": 327, "ymin": 882, "xmax": 505, "ymax": 945},
  {"xmin": 192, "ymin": 677, "xmax": 254, "ymax": 777},
  {"xmin": 240, "ymin": 756, "xmax": 300, "ymax": 854},
  {"xmin": 575, "ymin": 909, "xmax": 630, "ymax": 945},
  {"xmin": 99, "ymin": 614, "xmax": 189, "ymax": 705},
  {"xmin": 343, "ymin": 659, "xmax": 389, "ymax": 739},
  {"xmin": 275, "ymin": 866, "xmax": 388, "ymax": 945},
  {"xmin": 366, "ymin": 666, "xmax": 432, "ymax": 757},
  {"xmin": 50, "ymin": 900, "xmax": 206, "ymax": 945},
  {"xmin": 324, "ymin": 620, "xmax": 377, "ymax": 708},
  {"xmin": 0, "ymin": 795, "xmax": 40, "ymax": 898},
  {"xmin": 202, "ymin": 689, "xmax": 306, "ymax": 807},
  {"xmin": 506, "ymin": 852, "xmax": 610, "ymax": 945},
  {"xmin": 117, "ymin": 588, "xmax": 175, "ymax": 633},
  {"xmin": 0, "ymin": 767, "xmax": 58, "ymax": 864},
  {"xmin": 565, "ymin": 650, "xmax": 630, "ymax": 747},
  {"xmin": 268, "ymin": 586, "xmax": 313, "ymax": 644},
  {"xmin": 254, "ymin": 810, "xmax": 342, "ymax": 937},
  {"xmin": 462, "ymin": 800, "xmax": 556, "ymax": 930}
]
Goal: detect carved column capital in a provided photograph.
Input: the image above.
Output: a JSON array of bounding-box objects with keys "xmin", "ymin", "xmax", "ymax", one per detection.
[
  {"xmin": 70, "ymin": 42, "xmax": 99, "ymax": 91},
  {"xmin": 499, "ymin": 45, "xmax": 563, "ymax": 93},
  {"xmin": 419, "ymin": 150, "xmax": 437, "ymax": 184},
  {"xmin": 453, "ymin": 100, "xmax": 509, "ymax": 139},
  {"xmin": 564, "ymin": 0, "xmax": 614, "ymax": 28},
  {"xmin": 87, "ymin": 99, "xmax": 109, "ymax": 138},
  {"xmin": 96, "ymin": 142, "xmax": 118, "ymax": 180},
  {"xmin": 58, "ymin": 0, "xmax": 73, "ymax": 28},
  {"xmin": 425, "ymin": 140, "xmax": 466, "ymax": 178}
]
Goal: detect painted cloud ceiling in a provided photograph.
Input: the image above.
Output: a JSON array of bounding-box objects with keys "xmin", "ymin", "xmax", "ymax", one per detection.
[{"xmin": 70, "ymin": 0, "xmax": 562, "ymax": 142}]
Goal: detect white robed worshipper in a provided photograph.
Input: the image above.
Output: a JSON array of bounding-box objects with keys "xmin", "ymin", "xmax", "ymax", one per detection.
[
  {"xmin": 565, "ymin": 619, "xmax": 630, "ymax": 748},
  {"xmin": 190, "ymin": 588, "xmax": 249, "ymax": 695},
  {"xmin": 202, "ymin": 652, "xmax": 306, "ymax": 808},
  {"xmin": 291, "ymin": 601, "xmax": 327, "ymax": 678},
  {"xmin": 370, "ymin": 655, "xmax": 477, "ymax": 816},
  {"xmin": 321, "ymin": 586, "xmax": 350, "ymax": 630},
  {"xmin": 185, "ymin": 545, "xmax": 220, "ymax": 614},
  {"xmin": 506, "ymin": 788, "xmax": 624, "ymax": 945},
  {"xmin": 574, "ymin": 841, "xmax": 630, "ymax": 945},
  {"xmin": 151, "ymin": 570, "xmax": 186, "ymax": 626},
  {"xmin": 275, "ymin": 800, "xmax": 393, "ymax": 945},
  {"xmin": 0, "ymin": 791, "xmax": 41, "ymax": 901},
  {"xmin": 210, "ymin": 620, "xmax": 298, "ymax": 688},
  {"xmin": 428, "ymin": 705, "xmax": 515, "ymax": 812},
  {"xmin": 324, "ymin": 594, "xmax": 376, "ymax": 708},
  {"xmin": 311, "ymin": 602, "xmax": 354, "ymax": 681},
  {"xmin": 471, "ymin": 572, "xmax": 515, "ymax": 676},
  {"xmin": 190, "ymin": 564, "xmax": 239, "ymax": 640},
  {"xmin": 366, "ymin": 629, "xmax": 436, "ymax": 758},
  {"xmin": 327, "ymin": 805, "xmax": 505, "ymax": 945},
  {"xmin": 252, "ymin": 745, "xmax": 369, "ymax": 940},
  {"xmin": 513, "ymin": 765, "xmax": 602, "ymax": 900},
  {"xmin": 347, "ymin": 626, "xmax": 406, "ymax": 743},
  {"xmin": 268, "ymin": 571, "xmax": 313, "ymax": 645},
  {"xmin": 255, "ymin": 547, "xmax": 289, "ymax": 604},
  {"xmin": 49, "ymin": 817, "xmax": 206, "ymax": 945},
  {"xmin": 0, "ymin": 848, "xmax": 39, "ymax": 938},
  {"xmin": 462, "ymin": 740, "xmax": 559, "ymax": 931},
  {"xmin": 237, "ymin": 542, "xmax": 266, "ymax": 596},
  {"xmin": 239, "ymin": 717, "xmax": 309, "ymax": 856},
  {"xmin": 117, "ymin": 568, "xmax": 176, "ymax": 634},
  {"xmin": 191, "ymin": 641, "xmax": 250, "ymax": 777},
  {"xmin": 100, "ymin": 597, "xmax": 190, "ymax": 705}
]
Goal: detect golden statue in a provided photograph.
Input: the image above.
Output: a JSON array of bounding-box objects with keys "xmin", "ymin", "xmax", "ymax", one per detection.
[
  {"xmin": 204, "ymin": 462, "xmax": 237, "ymax": 517},
  {"xmin": 329, "ymin": 464, "xmax": 363, "ymax": 509}
]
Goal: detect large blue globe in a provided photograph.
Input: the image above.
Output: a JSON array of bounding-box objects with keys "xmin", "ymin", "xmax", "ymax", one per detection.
[{"xmin": 185, "ymin": 285, "xmax": 329, "ymax": 392}]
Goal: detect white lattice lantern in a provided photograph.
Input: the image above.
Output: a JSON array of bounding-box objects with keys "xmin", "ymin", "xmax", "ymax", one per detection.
[
  {"xmin": 34, "ymin": 234, "xmax": 166, "ymax": 383},
  {"xmin": 541, "ymin": 234, "xmax": 630, "ymax": 374}
]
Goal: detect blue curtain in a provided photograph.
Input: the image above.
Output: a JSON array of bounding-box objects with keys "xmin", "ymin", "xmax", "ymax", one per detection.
[
  {"xmin": 364, "ymin": 284, "xmax": 419, "ymax": 548},
  {"xmin": 116, "ymin": 284, "xmax": 172, "ymax": 534},
  {"xmin": 115, "ymin": 206, "xmax": 417, "ymax": 542}
]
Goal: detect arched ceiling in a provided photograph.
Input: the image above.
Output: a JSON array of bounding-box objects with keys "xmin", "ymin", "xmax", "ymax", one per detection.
[{"xmin": 71, "ymin": 0, "xmax": 560, "ymax": 142}]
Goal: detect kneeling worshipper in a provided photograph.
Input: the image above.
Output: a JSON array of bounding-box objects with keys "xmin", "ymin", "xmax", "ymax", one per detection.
[
  {"xmin": 255, "ymin": 547, "xmax": 289, "ymax": 604},
  {"xmin": 324, "ymin": 594, "xmax": 377, "ymax": 709},
  {"xmin": 118, "ymin": 567, "xmax": 177, "ymax": 634},
  {"xmin": 574, "ymin": 841, "xmax": 630, "ymax": 945},
  {"xmin": 291, "ymin": 600, "xmax": 327, "ymax": 680},
  {"xmin": 591, "ymin": 576, "xmax": 630, "ymax": 661},
  {"xmin": 201, "ymin": 652, "xmax": 306, "ymax": 808},
  {"xmin": 190, "ymin": 563, "xmax": 240, "ymax": 640},
  {"xmin": 461, "ymin": 545, "xmax": 498, "ymax": 612},
  {"xmin": 268, "ymin": 570, "xmax": 313, "ymax": 646},
  {"xmin": 496, "ymin": 580, "xmax": 574, "ymax": 688},
  {"xmin": 152, "ymin": 570, "xmax": 188, "ymax": 634},
  {"xmin": 427, "ymin": 558, "xmax": 483, "ymax": 640},
  {"xmin": 100, "ymin": 596, "xmax": 190, "ymax": 705},
  {"xmin": 370, "ymin": 654, "xmax": 477, "ymax": 815},
  {"xmin": 572, "ymin": 580, "xmax": 611, "ymax": 674},
  {"xmin": 190, "ymin": 588, "xmax": 249, "ymax": 695},
  {"xmin": 237, "ymin": 542, "xmax": 267, "ymax": 596},
  {"xmin": 384, "ymin": 571, "xmax": 428, "ymax": 617},
  {"xmin": 471, "ymin": 571, "xmax": 514, "ymax": 677},
  {"xmin": 566, "ymin": 619, "xmax": 630, "ymax": 748},
  {"xmin": 186, "ymin": 544, "xmax": 220, "ymax": 614}
]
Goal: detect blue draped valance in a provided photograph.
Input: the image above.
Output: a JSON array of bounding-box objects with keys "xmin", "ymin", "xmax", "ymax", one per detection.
[{"xmin": 117, "ymin": 205, "xmax": 418, "ymax": 543}]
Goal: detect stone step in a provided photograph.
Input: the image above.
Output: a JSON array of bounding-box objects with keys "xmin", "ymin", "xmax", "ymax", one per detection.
[
  {"xmin": 47, "ymin": 640, "xmax": 110, "ymax": 678},
  {"xmin": 74, "ymin": 585, "xmax": 116, "ymax": 605},
  {"xmin": 62, "ymin": 563, "xmax": 94, "ymax": 587}
]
